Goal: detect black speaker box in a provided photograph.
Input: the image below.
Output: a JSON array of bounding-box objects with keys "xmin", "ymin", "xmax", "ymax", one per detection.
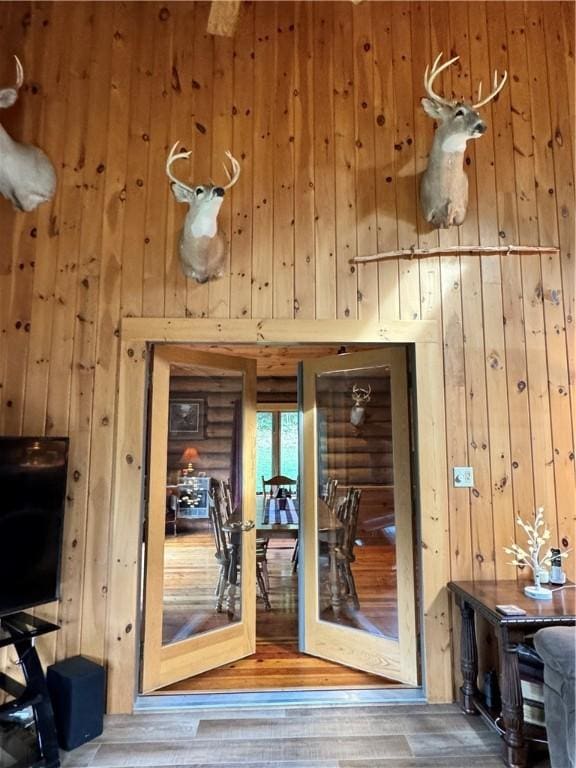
[{"xmin": 46, "ymin": 655, "xmax": 106, "ymax": 751}]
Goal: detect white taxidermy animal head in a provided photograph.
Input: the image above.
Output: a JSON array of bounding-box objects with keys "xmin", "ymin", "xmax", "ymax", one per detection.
[
  {"xmin": 420, "ymin": 52, "xmax": 507, "ymax": 228},
  {"xmin": 0, "ymin": 56, "xmax": 56, "ymax": 212},
  {"xmin": 350, "ymin": 384, "xmax": 371, "ymax": 428},
  {"xmin": 166, "ymin": 142, "xmax": 241, "ymax": 284}
]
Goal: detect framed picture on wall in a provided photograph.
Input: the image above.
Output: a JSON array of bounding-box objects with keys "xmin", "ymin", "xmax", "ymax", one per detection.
[{"xmin": 169, "ymin": 398, "xmax": 206, "ymax": 439}]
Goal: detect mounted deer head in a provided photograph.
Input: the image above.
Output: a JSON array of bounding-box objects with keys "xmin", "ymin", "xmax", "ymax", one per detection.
[
  {"xmin": 0, "ymin": 56, "xmax": 56, "ymax": 212},
  {"xmin": 166, "ymin": 142, "xmax": 241, "ymax": 283},
  {"xmin": 350, "ymin": 384, "xmax": 371, "ymax": 428},
  {"xmin": 420, "ymin": 53, "xmax": 507, "ymax": 228}
]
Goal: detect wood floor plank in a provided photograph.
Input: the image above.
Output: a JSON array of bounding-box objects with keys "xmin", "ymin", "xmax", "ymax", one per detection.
[
  {"xmin": 67, "ymin": 763, "xmax": 338, "ymax": 768},
  {"xmin": 406, "ymin": 729, "xmax": 501, "ymax": 757},
  {"xmin": 195, "ymin": 712, "xmax": 488, "ymax": 740},
  {"xmin": 91, "ymin": 713, "xmax": 199, "ymax": 741},
  {"xmin": 57, "ymin": 705, "xmax": 551, "ymax": 768},
  {"xmin": 60, "ymin": 743, "xmax": 101, "ymax": 767},
  {"xmin": 340, "ymin": 760, "xmax": 508, "ymax": 768},
  {"xmin": 82, "ymin": 735, "xmax": 412, "ymax": 766},
  {"xmin": 288, "ymin": 702, "xmax": 459, "ymax": 717}
]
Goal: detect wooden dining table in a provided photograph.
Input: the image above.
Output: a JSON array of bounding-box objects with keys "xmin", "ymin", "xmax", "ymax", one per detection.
[{"xmin": 256, "ymin": 498, "xmax": 299, "ymax": 539}]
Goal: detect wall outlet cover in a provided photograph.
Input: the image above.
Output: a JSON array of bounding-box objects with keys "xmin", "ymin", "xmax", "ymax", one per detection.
[{"xmin": 453, "ymin": 466, "xmax": 474, "ymax": 488}]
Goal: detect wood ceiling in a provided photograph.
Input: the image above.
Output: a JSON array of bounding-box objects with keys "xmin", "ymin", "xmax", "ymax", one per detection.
[{"xmin": 168, "ymin": 344, "xmax": 376, "ymax": 377}]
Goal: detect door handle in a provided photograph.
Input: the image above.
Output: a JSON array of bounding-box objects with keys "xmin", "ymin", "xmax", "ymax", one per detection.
[{"xmin": 227, "ymin": 519, "xmax": 255, "ymax": 532}]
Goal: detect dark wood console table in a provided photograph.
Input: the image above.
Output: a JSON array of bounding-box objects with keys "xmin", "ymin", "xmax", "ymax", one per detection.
[
  {"xmin": 448, "ymin": 581, "xmax": 575, "ymax": 768},
  {"xmin": 0, "ymin": 612, "xmax": 61, "ymax": 768}
]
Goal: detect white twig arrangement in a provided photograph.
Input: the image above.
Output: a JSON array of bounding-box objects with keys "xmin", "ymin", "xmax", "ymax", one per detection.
[{"xmin": 504, "ymin": 507, "xmax": 569, "ymax": 578}]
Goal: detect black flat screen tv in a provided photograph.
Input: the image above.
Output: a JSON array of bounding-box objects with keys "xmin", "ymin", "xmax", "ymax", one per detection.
[{"xmin": 0, "ymin": 437, "xmax": 69, "ymax": 618}]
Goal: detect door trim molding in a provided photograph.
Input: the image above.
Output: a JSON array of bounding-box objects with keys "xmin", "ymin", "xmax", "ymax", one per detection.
[{"xmin": 107, "ymin": 318, "xmax": 450, "ymax": 713}]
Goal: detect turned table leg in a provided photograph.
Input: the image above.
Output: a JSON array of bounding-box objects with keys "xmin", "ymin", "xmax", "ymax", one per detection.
[
  {"xmin": 499, "ymin": 629, "xmax": 527, "ymax": 768},
  {"xmin": 459, "ymin": 599, "xmax": 480, "ymax": 714}
]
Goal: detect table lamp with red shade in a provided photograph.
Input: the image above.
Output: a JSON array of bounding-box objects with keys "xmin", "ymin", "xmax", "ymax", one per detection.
[{"xmin": 180, "ymin": 446, "xmax": 199, "ymax": 478}]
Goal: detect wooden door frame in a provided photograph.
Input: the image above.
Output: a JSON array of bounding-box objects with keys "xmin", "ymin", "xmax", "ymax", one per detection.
[{"xmin": 106, "ymin": 318, "xmax": 451, "ymax": 713}]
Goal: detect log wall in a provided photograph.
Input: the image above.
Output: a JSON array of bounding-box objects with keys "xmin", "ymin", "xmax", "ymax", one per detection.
[{"xmin": 0, "ymin": 1, "xmax": 573, "ymax": 701}]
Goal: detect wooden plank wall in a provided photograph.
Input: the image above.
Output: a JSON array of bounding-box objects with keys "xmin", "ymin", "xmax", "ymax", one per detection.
[
  {"xmin": 168, "ymin": 376, "xmax": 241, "ymax": 481},
  {"xmin": 0, "ymin": 0, "xmax": 573, "ymax": 699},
  {"xmin": 318, "ymin": 376, "xmax": 393, "ymax": 486}
]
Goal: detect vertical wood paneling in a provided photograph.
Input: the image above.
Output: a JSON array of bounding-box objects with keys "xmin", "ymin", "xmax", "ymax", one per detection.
[
  {"xmin": 468, "ymin": 4, "xmax": 515, "ymax": 580},
  {"xmin": 60, "ymin": 3, "xmax": 114, "ymax": 660},
  {"xmin": 22, "ymin": 2, "xmax": 60, "ymax": 437},
  {"xmin": 353, "ymin": 3, "xmax": 378, "ymax": 321},
  {"xmin": 293, "ymin": 1, "xmax": 316, "ymax": 319},
  {"xmin": 391, "ymin": 3, "xmax": 420, "ymax": 320},
  {"xmin": 142, "ymin": 3, "xmax": 172, "ymax": 318},
  {"xmin": 82, "ymin": 0, "xmax": 133, "ymax": 662},
  {"xmin": 486, "ymin": 3, "xmax": 536, "ymax": 562},
  {"xmin": 522, "ymin": 0, "xmax": 566, "ymax": 492},
  {"xmin": 165, "ymin": 2, "xmax": 194, "ymax": 318},
  {"xmin": 536, "ymin": 2, "xmax": 576, "ymax": 578},
  {"xmin": 451, "ymin": 2, "xmax": 495, "ymax": 580},
  {"xmin": 412, "ymin": 1, "xmax": 441, "ymax": 323},
  {"xmin": 0, "ymin": 1, "xmax": 573, "ymax": 706},
  {"xmin": 186, "ymin": 8, "xmax": 213, "ymax": 318},
  {"xmin": 272, "ymin": 4, "xmax": 295, "ymax": 319},
  {"xmin": 373, "ymin": 3, "xmax": 400, "ymax": 320},
  {"xmin": 543, "ymin": 1, "xmax": 576, "ymax": 430},
  {"xmin": 313, "ymin": 2, "xmax": 336, "ymax": 319},
  {"xmin": 507, "ymin": 4, "xmax": 558, "ymax": 549},
  {"xmin": 250, "ymin": 2, "xmax": 274, "ymax": 319},
  {"xmin": 38, "ymin": 2, "xmax": 93, "ymax": 664},
  {"xmin": 333, "ymin": 1, "xmax": 357, "ymax": 320},
  {"xmin": 120, "ymin": 5, "xmax": 153, "ymax": 319},
  {"xmin": 229, "ymin": 2, "xmax": 254, "ymax": 319},
  {"xmin": 209, "ymin": 28, "xmax": 234, "ymax": 319}
]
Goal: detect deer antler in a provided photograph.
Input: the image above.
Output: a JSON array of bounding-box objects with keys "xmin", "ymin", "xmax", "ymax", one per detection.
[
  {"xmin": 14, "ymin": 55, "xmax": 24, "ymax": 89},
  {"xmin": 167, "ymin": 143, "xmax": 240, "ymax": 193},
  {"xmin": 352, "ymin": 384, "xmax": 372, "ymax": 405},
  {"xmin": 472, "ymin": 68, "xmax": 508, "ymax": 109},
  {"xmin": 166, "ymin": 141, "xmax": 194, "ymax": 193},
  {"xmin": 221, "ymin": 150, "xmax": 241, "ymax": 190},
  {"xmin": 423, "ymin": 52, "xmax": 460, "ymax": 106}
]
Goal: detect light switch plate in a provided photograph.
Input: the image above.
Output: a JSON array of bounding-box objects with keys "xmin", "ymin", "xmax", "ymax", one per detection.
[{"xmin": 453, "ymin": 466, "xmax": 474, "ymax": 488}]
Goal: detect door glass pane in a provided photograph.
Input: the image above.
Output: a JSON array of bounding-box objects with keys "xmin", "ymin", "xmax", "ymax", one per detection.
[
  {"xmin": 315, "ymin": 364, "xmax": 400, "ymax": 639},
  {"xmin": 280, "ymin": 411, "xmax": 299, "ymax": 483},
  {"xmin": 162, "ymin": 363, "xmax": 244, "ymax": 646}
]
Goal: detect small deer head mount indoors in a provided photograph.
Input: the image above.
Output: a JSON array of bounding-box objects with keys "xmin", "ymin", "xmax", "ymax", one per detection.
[
  {"xmin": 420, "ymin": 52, "xmax": 507, "ymax": 229},
  {"xmin": 350, "ymin": 384, "xmax": 371, "ymax": 428},
  {"xmin": 0, "ymin": 56, "xmax": 56, "ymax": 212},
  {"xmin": 166, "ymin": 142, "xmax": 241, "ymax": 283}
]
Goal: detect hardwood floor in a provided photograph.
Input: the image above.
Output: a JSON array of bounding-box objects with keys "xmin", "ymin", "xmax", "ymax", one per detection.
[
  {"xmin": 58, "ymin": 703, "xmax": 552, "ymax": 767},
  {"xmin": 159, "ymin": 535, "xmax": 400, "ymax": 692}
]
